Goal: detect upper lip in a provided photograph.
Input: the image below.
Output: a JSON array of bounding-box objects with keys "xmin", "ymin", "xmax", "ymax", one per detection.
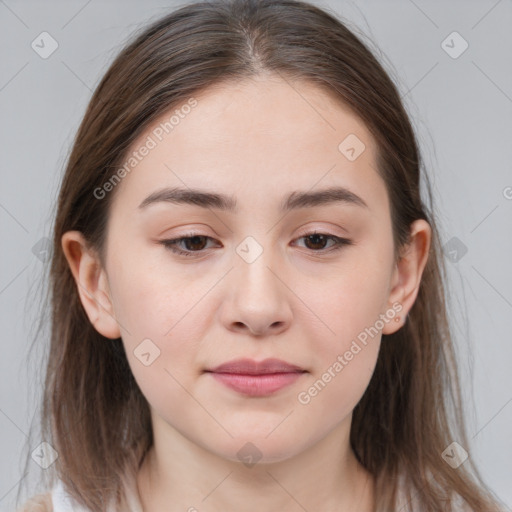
[{"xmin": 207, "ymin": 358, "xmax": 306, "ymax": 375}]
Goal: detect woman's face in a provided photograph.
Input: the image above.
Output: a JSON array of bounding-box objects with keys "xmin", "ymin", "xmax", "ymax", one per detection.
[{"xmin": 71, "ymin": 74, "xmax": 426, "ymax": 464}]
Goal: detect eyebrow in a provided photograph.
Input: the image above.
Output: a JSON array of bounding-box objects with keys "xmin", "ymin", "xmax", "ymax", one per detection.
[{"xmin": 138, "ymin": 186, "xmax": 368, "ymax": 212}]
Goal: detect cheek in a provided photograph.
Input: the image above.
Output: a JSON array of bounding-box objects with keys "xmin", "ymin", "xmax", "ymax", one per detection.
[
  {"xmin": 295, "ymin": 340, "xmax": 380, "ymax": 444},
  {"xmin": 108, "ymin": 251, "xmax": 212, "ymax": 340},
  {"xmin": 294, "ymin": 278, "xmax": 384, "ymax": 424},
  {"xmin": 297, "ymin": 254, "xmax": 392, "ymax": 350},
  {"xmin": 106, "ymin": 260, "xmax": 212, "ymax": 394},
  {"xmin": 292, "ymin": 254, "xmax": 391, "ymax": 408}
]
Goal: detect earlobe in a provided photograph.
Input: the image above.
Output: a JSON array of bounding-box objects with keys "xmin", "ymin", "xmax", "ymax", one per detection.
[
  {"xmin": 61, "ymin": 231, "xmax": 121, "ymax": 340},
  {"xmin": 382, "ymin": 219, "xmax": 431, "ymax": 335}
]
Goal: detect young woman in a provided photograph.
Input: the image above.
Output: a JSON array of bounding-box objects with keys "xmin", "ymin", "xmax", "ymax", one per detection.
[{"xmin": 17, "ymin": 0, "xmax": 508, "ymax": 510}]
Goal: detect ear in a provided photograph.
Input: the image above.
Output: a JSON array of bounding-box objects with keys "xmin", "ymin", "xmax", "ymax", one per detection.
[
  {"xmin": 61, "ymin": 230, "xmax": 121, "ymax": 339},
  {"xmin": 382, "ymin": 219, "xmax": 431, "ymax": 335}
]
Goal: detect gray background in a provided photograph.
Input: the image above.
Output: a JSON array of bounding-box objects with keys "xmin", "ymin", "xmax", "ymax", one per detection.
[{"xmin": 1, "ymin": 0, "xmax": 511, "ymax": 510}]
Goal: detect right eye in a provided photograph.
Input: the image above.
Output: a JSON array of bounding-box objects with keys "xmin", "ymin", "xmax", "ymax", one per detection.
[{"xmin": 159, "ymin": 234, "xmax": 220, "ymax": 257}]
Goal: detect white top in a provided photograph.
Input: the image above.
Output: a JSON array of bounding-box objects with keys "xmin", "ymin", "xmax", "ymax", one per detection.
[{"xmin": 49, "ymin": 474, "xmax": 473, "ymax": 512}]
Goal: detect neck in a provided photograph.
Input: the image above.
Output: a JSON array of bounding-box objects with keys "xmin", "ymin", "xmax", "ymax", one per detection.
[{"xmin": 136, "ymin": 412, "xmax": 375, "ymax": 512}]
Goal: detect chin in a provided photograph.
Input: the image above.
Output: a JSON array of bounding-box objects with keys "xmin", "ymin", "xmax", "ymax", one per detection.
[{"xmin": 204, "ymin": 433, "xmax": 307, "ymax": 467}]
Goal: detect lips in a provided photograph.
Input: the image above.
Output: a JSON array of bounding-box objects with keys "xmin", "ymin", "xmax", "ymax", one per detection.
[
  {"xmin": 205, "ymin": 358, "xmax": 307, "ymax": 397},
  {"xmin": 207, "ymin": 358, "xmax": 305, "ymax": 375}
]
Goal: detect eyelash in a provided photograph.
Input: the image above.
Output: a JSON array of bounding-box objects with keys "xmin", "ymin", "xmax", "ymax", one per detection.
[{"xmin": 159, "ymin": 231, "xmax": 353, "ymax": 258}]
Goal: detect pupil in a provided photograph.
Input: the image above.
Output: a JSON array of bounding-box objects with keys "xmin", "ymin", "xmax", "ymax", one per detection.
[
  {"xmin": 187, "ymin": 236, "xmax": 206, "ymax": 250},
  {"xmin": 307, "ymin": 234, "xmax": 325, "ymax": 250}
]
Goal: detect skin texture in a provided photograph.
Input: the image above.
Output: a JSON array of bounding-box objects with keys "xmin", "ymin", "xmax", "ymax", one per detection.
[
  {"xmin": 16, "ymin": 492, "xmax": 52, "ymax": 512},
  {"xmin": 62, "ymin": 73, "xmax": 431, "ymax": 512}
]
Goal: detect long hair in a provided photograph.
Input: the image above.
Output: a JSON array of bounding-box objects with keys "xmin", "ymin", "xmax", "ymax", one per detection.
[{"xmin": 18, "ymin": 0, "xmax": 507, "ymax": 510}]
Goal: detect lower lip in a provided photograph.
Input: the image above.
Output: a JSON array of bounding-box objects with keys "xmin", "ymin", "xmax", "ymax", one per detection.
[{"xmin": 208, "ymin": 372, "xmax": 305, "ymax": 396}]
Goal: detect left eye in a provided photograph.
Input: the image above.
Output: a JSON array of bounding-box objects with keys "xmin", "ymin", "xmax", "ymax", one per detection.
[
  {"xmin": 159, "ymin": 231, "xmax": 352, "ymax": 257},
  {"xmin": 294, "ymin": 232, "xmax": 352, "ymax": 252}
]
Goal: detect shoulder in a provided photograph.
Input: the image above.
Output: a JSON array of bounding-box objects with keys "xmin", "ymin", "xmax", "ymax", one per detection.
[{"xmin": 16, "ymin": 492, "xmax": 53, "ymax": 512}]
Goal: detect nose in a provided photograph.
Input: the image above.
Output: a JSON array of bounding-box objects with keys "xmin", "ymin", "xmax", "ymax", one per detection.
[{"xmin": 220, "ymin": 250, "xmax": 293, "ymax": 337}]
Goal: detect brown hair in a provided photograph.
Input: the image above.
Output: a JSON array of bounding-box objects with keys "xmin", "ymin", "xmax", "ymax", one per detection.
[{"xmin": 18, "ymin": 0, "xmax": 507, "ymax": 510}]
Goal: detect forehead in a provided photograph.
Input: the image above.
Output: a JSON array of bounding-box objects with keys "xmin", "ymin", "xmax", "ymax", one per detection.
[{"xmin": 109, "ymin": 74, "xmax": 387, "ymax": 216}]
